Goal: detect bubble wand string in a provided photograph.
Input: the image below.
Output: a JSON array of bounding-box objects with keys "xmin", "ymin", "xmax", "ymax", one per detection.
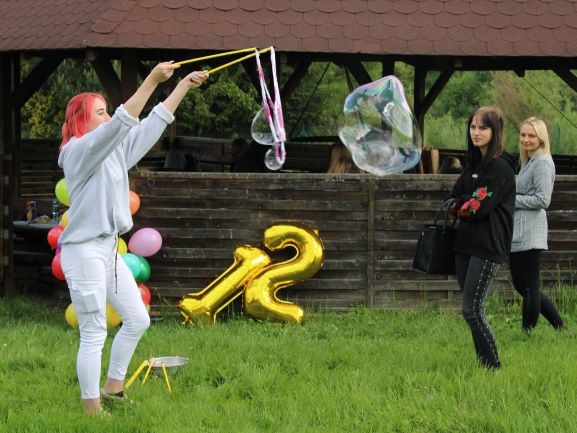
[
  {"xmin": 255, "ymin": 47, "xmax": 286, "ymax": 165},
  {"xmin": 270, "ymin": 47, "xmax": 286, "ymax": 163}
]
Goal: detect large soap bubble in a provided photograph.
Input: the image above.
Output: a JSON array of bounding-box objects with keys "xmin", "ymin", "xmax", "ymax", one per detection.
[{"xmin": 338, "ymin": 76, "xmax": 422, "ymax": 176}]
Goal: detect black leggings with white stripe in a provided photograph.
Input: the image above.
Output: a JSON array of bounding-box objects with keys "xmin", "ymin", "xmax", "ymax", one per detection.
[{"xmin": 455, "ymin": 254, "xmax": 501, "ymax": 369}]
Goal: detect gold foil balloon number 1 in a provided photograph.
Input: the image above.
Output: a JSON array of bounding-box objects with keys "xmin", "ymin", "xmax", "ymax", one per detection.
[{"xmin": 178, "ymin": 223, "xmax": 324, "ymax": 325}]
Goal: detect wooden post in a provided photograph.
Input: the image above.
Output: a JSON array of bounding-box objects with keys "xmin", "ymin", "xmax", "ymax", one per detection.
[
  {"xmin": 366, "ymin": 179, "xmax": 375, "ymax": 307},
  {"xmin": 121, "ymin": 51, "xmax": 138, "ymax": 102},
  {"xmin": 413, "ymin": 67, "xmax": 427, "ymax": 174},
  {"xmin": 0, "ymin": 53, "xmax": 19, "ymax": 290},
  {"xmin": 91, "ymin": 54, "xmax": 122, "ymax": 108},
  {"xmin": 382, "ymin": 58, "xmax": 394, "ymax": 77}
]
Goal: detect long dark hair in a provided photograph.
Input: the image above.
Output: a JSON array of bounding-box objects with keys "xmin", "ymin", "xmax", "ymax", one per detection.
[{"xmin": 465, "ymin": 106, "xmax": 504, "ymax": 168}]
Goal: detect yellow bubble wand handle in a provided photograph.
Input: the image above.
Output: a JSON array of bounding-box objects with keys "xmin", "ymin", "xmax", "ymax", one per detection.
[
  {"xmin": 207, "ymin": 47, "xmax": 272, "ymax": 75},
  {"xmin": 125, "ymin": 360, "xmax": 148, "ymax": 389},
  {"xmin": 141, "ymin": 358, "xmax": 155, "ymax": 385},
  {"xmin": 174, "ymin": 47, "xmax": 257, "ymax": 65}
]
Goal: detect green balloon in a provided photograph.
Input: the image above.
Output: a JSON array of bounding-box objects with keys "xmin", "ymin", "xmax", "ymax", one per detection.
[
  {"xmin": 55, "ymin": 178, "xmax": 70, "ymax": 206},
  {"xmin": 137, "ymin": 255, "xmax": 151, "ymax": 283},
  {"xmin": 122, "ymin": 253, "xmax": 142, "ymax": 280}
]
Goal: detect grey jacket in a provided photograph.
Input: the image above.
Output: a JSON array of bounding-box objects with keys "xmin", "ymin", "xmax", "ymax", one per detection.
[
  {"xmin": 510, "ymin": 153, "xmax": 555, "ymax": 252},
  {"xmin": 58, "ymin": 103, "xmax": 174, "ymax": 244}
]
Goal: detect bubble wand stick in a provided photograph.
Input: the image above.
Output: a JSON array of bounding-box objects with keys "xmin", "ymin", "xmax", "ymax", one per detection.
[
  {"xmin": 174, "ymin": 47, "xmax": 257, "ymax": 65},
  {"xmin": 175, "ymin": 47, "xmax": 272, "ymax": 76},
  {"xmin": 207, "ymin": 47, "xmax": 271, "ymax": 75}
]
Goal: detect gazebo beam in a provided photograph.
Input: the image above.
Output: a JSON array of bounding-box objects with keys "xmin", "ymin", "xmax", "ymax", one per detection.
[
  {"xmin": 553, "ymin": 68, "xmax": 577, "ymax": 93},
  {"xmin": 280, "ymin": 60, "xmax": 311, "ymax": 100},
  {"xmin": 13, "ymin": 55, "xmax": 64, "ymax": 108},
  {"xmin": 415, "ymin": 66, "xmax": 454, "ymax": 119},
  {"xmin": 91, "ymin": 56, "xmax": 122, "ymax": 108},
  {"xmin": 343, "ymin": 60, "xmax": 373, "ymax": 85}
]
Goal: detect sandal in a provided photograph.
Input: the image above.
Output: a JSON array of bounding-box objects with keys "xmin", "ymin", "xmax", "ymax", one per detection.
[{"xmin": 100, "ymin": 389, "xmax": 134, "ymax": 405}]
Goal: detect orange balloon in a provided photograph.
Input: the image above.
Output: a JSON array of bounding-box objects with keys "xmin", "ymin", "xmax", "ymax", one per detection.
[{"xmin": 129, "ymin": 191, "xmax": 140, "ymax": 215}]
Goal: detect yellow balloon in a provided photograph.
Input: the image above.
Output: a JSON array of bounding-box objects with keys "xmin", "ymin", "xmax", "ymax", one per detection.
[
  {"xmin": 178, "ymin": 245, "xmax": 271, "ymax": 325},
  {"xmin": 106, "ymin": 304, "xmax": 122, "ymax": 328},
  {"xmin": 64, "ymin": 303, "xmax": 121, "ymax": 328},
  {"xmin": 65, "ymin": 303, "xmax": 79, "ymax": 327},
  {"xmin": 117, "ymin": 238, "xmax": 128, "ymax": 255},
  {"xmin": 55, "ymin": 178, "xmax": 70, "ymax": 206},
  {"xmin": 60, "ymin": 211, "xmax": 69, "ymax": 228},
  {"xmin": 243, "ymin": 222, "xmax": 324, "ymax": 325}
]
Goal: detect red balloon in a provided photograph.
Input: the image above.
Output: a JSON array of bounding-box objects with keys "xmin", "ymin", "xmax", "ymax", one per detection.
[
  {"xmin": 129, "ymin": 191, "xmax": 141, "ymax": 215},
  {"xmin": 47, "ymin": 226, "xmax": 64, "ymax": 249},
  {"xmin": 51, "ymin": 253, "xmax": 66, "ymax": 281},
  {"xmin": 138, "ymin": 282, "xmax": 151, "ymax": 305}
]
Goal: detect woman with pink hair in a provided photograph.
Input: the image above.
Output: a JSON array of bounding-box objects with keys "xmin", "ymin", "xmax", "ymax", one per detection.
[{"xmin": 58, "ymin": 62, "xmax": 207, "ymax": 415}]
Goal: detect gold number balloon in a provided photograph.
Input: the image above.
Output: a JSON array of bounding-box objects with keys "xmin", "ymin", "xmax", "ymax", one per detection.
[
  {"xmin": 243, "ymin": 222, "xmax": 324, "ymax": 324},
  {"xmin": 178, "ymin": 245, "xmax": 271, "ymax": 324}
]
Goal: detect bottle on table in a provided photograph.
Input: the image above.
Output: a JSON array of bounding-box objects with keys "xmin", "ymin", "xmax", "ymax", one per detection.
[
  {"xmin": 51, "ymin": 199, "xmax": 60, "ymax": 224},
  {"xmin": 26, "ymin": 200, "xmax": 38, "ymax": 222}
]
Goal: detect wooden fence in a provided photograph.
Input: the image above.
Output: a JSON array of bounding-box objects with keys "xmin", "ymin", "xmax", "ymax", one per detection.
[{"xmin": 131, "ymin": 172, "xmax": 577, "ymax": 313}]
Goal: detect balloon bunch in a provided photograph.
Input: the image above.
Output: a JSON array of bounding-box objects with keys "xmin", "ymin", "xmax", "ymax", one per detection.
[{"xmin": 49, "ymin": 178, "xmax": 160, "ymax": 328}]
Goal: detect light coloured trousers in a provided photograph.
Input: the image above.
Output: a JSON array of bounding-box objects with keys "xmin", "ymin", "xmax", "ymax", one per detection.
[{"xmin": 61, "ymin": 235, "xmax": 150, "ymax": 399}]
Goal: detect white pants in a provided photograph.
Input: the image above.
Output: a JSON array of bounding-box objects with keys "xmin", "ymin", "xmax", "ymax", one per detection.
[{"xmin": 61, "ymin": 235, "xmax": 150, "ymax": 400}]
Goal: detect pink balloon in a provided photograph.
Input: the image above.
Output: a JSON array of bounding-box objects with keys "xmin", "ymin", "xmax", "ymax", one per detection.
[{"xmin": 128, "ymin": 228, "xmax": 163, "ymax": 257}]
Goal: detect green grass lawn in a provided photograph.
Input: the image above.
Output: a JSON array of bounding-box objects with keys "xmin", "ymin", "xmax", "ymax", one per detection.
[{"xmin": 1, "ymin": 293, "xmax": 576, "ymax": 433}]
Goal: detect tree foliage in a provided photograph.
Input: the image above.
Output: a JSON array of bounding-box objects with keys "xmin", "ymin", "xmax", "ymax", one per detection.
[{"xmin": 20, "ymin": 56, "xmax": 577, "ymax": 155}]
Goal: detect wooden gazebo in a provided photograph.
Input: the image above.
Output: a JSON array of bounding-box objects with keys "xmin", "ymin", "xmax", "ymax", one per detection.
[{"xmin": 1, "ymin": 0, "xmax": 576, "ymax": 310}]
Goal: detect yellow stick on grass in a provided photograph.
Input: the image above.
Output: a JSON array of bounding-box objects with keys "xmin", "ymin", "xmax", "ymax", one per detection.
[
  {"xmin": 142, "ymin": 358, "xmax": 155, "ymax": 385},
  {"xmin": 161, "ymin": 362, "xmax": 172, "ymax": 393},
  {"xmin": 125, "ymin": 360, "xmax": 148, "ymax": 389},
  {"xmin": 174, "ymin": 47, "xmax": 257, "ymax": 65}
]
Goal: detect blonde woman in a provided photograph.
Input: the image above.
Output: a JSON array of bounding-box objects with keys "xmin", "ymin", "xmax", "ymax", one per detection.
[
  {"xmin": 327, "ymin": 141, "xmax": 356, "ymax": 173},
  {"xmin": 509, "ymin": 117, "xmax": 564, "ymax": 331}
]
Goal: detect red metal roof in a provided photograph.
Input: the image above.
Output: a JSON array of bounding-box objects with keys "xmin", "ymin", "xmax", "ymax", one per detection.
[{"xmin": 1, "ymin": 0, "xmax": 576, "ymax": 56}]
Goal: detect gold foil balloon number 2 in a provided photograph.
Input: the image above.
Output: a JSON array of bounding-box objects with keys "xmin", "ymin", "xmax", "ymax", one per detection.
[{"xmin": 178, "ymin": 223, "xmax": 324, "ymax": 325}]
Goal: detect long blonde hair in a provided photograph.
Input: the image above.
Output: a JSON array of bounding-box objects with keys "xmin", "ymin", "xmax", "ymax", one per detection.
[
  {"xmin": 519, "ymin": 117, "xmax": 551, "ymax": 167},
  {"xmin": 327, "ymin": 141, "xmax": 354, "ymax": 173}
]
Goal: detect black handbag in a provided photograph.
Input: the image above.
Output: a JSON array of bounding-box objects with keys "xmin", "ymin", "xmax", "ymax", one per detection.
[{"xmin": 412, "ymin": 199, "xmax": 457, "ymax": 275}]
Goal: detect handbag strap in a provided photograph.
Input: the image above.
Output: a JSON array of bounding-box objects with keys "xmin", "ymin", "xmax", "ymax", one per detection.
[{"xmin": 433, "ymin": 198, "xmax": 457, "ymax": 232}]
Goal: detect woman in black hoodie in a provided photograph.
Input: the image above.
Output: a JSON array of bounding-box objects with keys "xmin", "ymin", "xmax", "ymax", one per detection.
[{"xmin": 447, "ymin": 107, "xmax": 516, "ymax": 369}]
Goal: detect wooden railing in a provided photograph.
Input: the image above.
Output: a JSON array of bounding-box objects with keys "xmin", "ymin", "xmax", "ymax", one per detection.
[
  {"xmin": 129, "ymin": 172, "xmax": 577, "ymax": 313},
  {"xmin": 17, "ymin": 139, "xmax": 577, "ymax": 202}
]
